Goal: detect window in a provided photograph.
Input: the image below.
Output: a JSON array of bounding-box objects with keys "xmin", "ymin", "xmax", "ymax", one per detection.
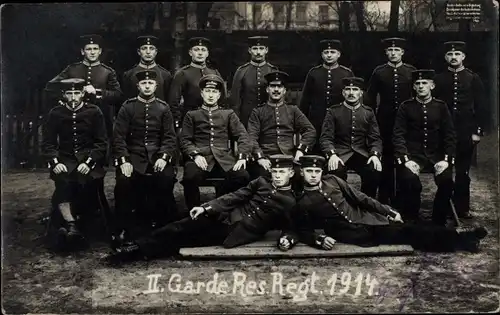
[
  {"xmin": 296, "ymin": 3, "xmax": 307, "ymax": 26},
  {"xmin": 319, "ymin": 4, "xmax": 329, "ymax": 23}
]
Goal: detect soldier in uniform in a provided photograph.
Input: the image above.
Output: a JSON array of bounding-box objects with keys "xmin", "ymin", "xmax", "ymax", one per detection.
[
  {"xmin": 434, "ymin": 41, "xmax": 486, "ymax": 219},
  {"xmin": 113, "ymin": 70, "xmax": 178, "ymax": 241},
  {"xmin": 45, "ymin": 34, "xmax": 122, "ymax": 140},
  {"xmin": 299, "ymin": 39, "xmax": 354, "ymax": 153},
  {"xmin": 107, "ymin": 155, "xmax": 297, "ymax": 263},
  {"xmin": 320, "ymin": 77, "xmax": 382, "ymax": 198},
  {"xmin": 181, "ymin": 74, "xmax": 251, "ymax": 210},
  {"xmin": 247, "ymin": 70, "xmax": 316, "ymax": 183},
  {"xmin": 365, "ymin": 38, "xmax": 416, "ymax": 204},
  {"xmin": 169, "ymin": 37, "xmax": 222, "ymax": 131},
  {"xmin": 122, "ymin": 35, "xmax": 172, "ymax": 102},
  {"xmin": 277, "ymin": 155, "xmax": 487, "ymax": 254},
  {"xmin": 42, "ymin": 78, "xmax": 108, "ymax": 249},
  {"xmin": 393, "ymin": 70, "xmax": 456, "ymax": 225},
  {"xmin": 230, "ymin": 36, "xmax": 278, "ymax": 127}
]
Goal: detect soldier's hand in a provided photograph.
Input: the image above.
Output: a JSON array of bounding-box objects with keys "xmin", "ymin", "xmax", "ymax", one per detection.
[
  {"xmin": 278, "ymin": 237, "xmax": 291, "ymax": 251},
  {"xmin": 154, "ymin": 158, "xmax": 167, "ymax": 172},
  {"xmin": 53, "ymin": 163, "xmax": 68, "ymax": 174},
  {"xmin": 257, "ymin": 158, "xmax": 272, "ymax": 171},
  {"xmin": 404, "ymin": 160, "xmax": 420, "ymax": 175},
  {"xmin": 322, "ymin": 237, "xmax": 336, "ymax": 250},
  {"xmin": 388, "ymin": 211, "xmax": 404, "ymax": 223},
  {"xmin": 190, "ymin": 206, "xmax": 206, "ymax": 220},
  {"xmin": 194, "ymin": 155, "xmax": 208, "ymax": 171},
  {"xmin": 434, "ymin": 160, "xmax": 449, "ymax": 176},
  {"xmin": 77, "ymin": 163, "xmax": 91, "ymax": 175},
  {"xmin": 328, "ymin": 155, "xmax": 344, "ymax": 171},
  {"xmin": 233, "ymin": 159, "xmax": 246, "ymax": 171},
  {"xmin": 120, "ymin": 162, "xmax": 133, "ymax": 177},
  {"xmin": 83, "ymin": 85, "xmax": 97, "ymax": 95},
  {"xmin": 367, "ymin": 156, "xmax": 382, "ymax": 172},
  {"xmin": 472, "ymin": 134, "xmax": 481, "ymax": 144},
  {"xmin": 294, "ymin": 150, "xmax": 304, "ymax": 163}
]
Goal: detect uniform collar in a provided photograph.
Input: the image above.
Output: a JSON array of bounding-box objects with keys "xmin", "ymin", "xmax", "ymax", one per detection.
[
  {"xmin": 190, "ymin": 62, "xmax": 207, "ymax": 69},
  {"xmin": 303, "ymin": 182, "xmax": 322, "ymax": 191},
  {"xmin": 272, "ymin": 184, "xmax": 292, "ymax": 191},
  {"xmin": 387, "ymin": 61, "xmax": 403, "ymax": 68},
  {"xmin": 343, "ymin": 101, "xmax": 362, "ymax": 111},
  {"xmin": 82, "ymin": 60, "xmax": 101, "ymax": 67},
  {"xmin": 138, "ymin": 95, "xmax": 156, "ymax": 103},
  {"xmin": 415, "ymin": 96, "xmax": 432, "ymax": 104},
  {"xmin": 62, "ymin": 101, "xmax": 85, "ymax": 112},
  {"xmin": 139, "ymin": 61, "xmax": 157, "ymax": 69},
  {"xmin": 250, "ymin": 60, "xmax": 267, "ymax": 67},
  {"xmin": 322, "ymin": 63, "xmax": 339, "ymax": 70},
  {"xmin": 448, "ymin": 65, "xmax": 465, "ymax": 73},
  {"xmin": 201, "ymin": 104, "xmax": 219, "ymax": 111},
  {"xmin": 267, "ymin": 100, "xmax": 285, "ymax": 108}
]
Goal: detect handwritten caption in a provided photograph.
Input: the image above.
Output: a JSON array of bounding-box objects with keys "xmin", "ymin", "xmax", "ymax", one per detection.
[{"xmin": 446, "ymin": 1, "xmax": 482, "ymax": 22}]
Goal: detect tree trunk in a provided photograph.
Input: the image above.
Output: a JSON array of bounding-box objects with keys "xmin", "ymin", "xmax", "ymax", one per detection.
[
  {"xmin": 388, "ymin": 0, "xmax": 400, "ymax": 32},
  {"xmin": 285, "ymin": 1, "xmax": 293, "ymax": 29},
  {"xmin": 252, "ymin": 2, "xmax": 257, "ymax": 30},
  {"xmin": 196, "ymin": 2, "xmax": 214, "ymax": 30},
  {"xmin": 339, "ymin": 1, "xmax": 351, "ymax": 32},
  {"xmin": 353, "ymin": 1, "xmax": 367, "ymax": 31},
  {"xmin": 171, "ymin": 2, "xmax": 187, "ymax": 71},
  {"xmin": 144, "ymin": 3, "xmax": 157, "ymax": 32},
  {"xmin": 158, "ymin": 2, "xmax": 169, "ymax": 30}
]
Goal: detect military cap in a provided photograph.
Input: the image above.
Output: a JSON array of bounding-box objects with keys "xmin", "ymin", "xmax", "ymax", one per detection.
[
  {"xmin": 135, "ymin": 70, "xmax": 158, "ymax": 82},
  {"xmin": 188, "ymin": 37, "xmax": 211, "ymax": 49},
  {"xmin": 79, "ymin": 34, "xmax": 103, "ymax": 47},
  {"xmin": 269, "ymin": 154, "xmax": 294, "ymax": 168},
  {"xmin": 59, "ymin": 78, "xmax": 86, "ymax": 91},
  {"xmin": 342, "ymin": 77, "xmax": 365, "ymax": 90},
  {"xmin": 412, "ymin": 69, "xmax": 435, "ymax": 82},
  {"xmin": 444, "ymin": 41, "xmax": 466, "ymax": 53},
  {"xmin": 199, "ymin": 74, "xmax": 224, "ymax": 91},
  {"xmin": 248, "ymin": 36, "xmax": 269, "ymax": 47},
  {"xmin": 382, "ymin": 37, "xmax": 406, "ymax": 49},
  {"xmin": 264, "ymin": 70, "xmax": 289, "ymax": 86},
  {"xmin": 137, "ymin": 35, "xmax": 159, "ymax": 48},
  {"xmin": 299, "ymin": 155, "xmax": 326, "ymax": 168},
  {"xmin": 319, "ymin": 39, "xmax": 342, "ymax": 52}
]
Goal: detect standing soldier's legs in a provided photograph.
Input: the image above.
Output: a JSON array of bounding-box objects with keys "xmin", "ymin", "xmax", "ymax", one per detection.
[
  {"xmin": 151, "ymin": 165, "xmax": 178, "ymax": 226},
  {"xmin": 182, "ymin": 161, "xmax": 207, "ymax": 210},
  {"xmin": 395, "ymin": 166, "xmax": 422, "ymax": 222},
  {"xmin": 453, "ymin": 141, "xmax": 475, "ymax": 218},
  {"xmin": 433, "ymin": 167, "xmax": 454, "ymax": 226}
]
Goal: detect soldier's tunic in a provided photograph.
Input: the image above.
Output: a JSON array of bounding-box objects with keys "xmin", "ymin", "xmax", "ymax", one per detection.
[
  {"xmin": 46, "ymin": 61, "xmax": 122, "ymax": 137},
  {"xmin": 168, "ymin": 63, "xmax": 221, "ymax": 128},
  {"xmin": 230, "ymin": 61, "xmax": 278, "ymax": 126},
  {"xmin": 299, "ymin": 64, "xmax": 354, "ymax": 152},
  {"xmin": 365, "ymin": 62, "xmax": 416, "ymax": 203},
  {"xmin": 122, "ymin": 62, "xmax": 172, "ymax": 102},
  {"xmin": 434, "ymin": 66, "xmax": 486, "ymax": 214},
  {"xmin": 393, "ymin": 97, "xmax": 456, "ymax": 224},
  {"xmin": 320, "ymin": 102, "xmax": 382, "ymax": 197},
  {"xmin": 42, "ymin": 102, "xmax": 108, "ymax": 204},
  {"xmin": 113, "ymin": 96, "xmax": 178, "ymax": 233},
  {"xmin": 282, "ymin": 175, "xmax": 468, "ymax": 252},
  {"xmin": 180, "ymin": 105, "xmax": 251, "ymax": 209}
]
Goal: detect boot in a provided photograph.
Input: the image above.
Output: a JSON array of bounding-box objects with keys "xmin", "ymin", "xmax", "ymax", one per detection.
[{"xmin": 105, "ymin": 242, "xmax": 144, "ymax": 265}]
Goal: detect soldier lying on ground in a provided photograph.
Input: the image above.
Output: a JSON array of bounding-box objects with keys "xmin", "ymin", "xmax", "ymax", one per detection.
[
  {"xmin": 106, "ymin": 155, "xmax": 297, "ymax": 264},
  {"xmin": 278, "ymin": 155, "xmax": 488, "ymax": 253}
]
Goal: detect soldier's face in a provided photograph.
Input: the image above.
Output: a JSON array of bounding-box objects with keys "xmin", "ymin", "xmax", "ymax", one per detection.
[
  {"xmin": 321, "ymin": 49, "xmax": 341, "ymax": 64},
  {"xmin": 342, "ymin": 86, "xmax": 363, "ymax": 103},
  {"xmin": 189, "ymin": 46, "xmax": 209, "ymax": 63},
  {"xmin": 138, "ymin": 45, "xmax": 158, "ymax": 62},
  {"xmin": 63, "ymin": 90, "xmax": 84, "ymax": 107},
  {"xmin": 445, "ymin": 51, "xmax": 466, "ymax": 67},
  {"xmin": 201, "ymin": 87, "xmax": 221, "ymax": 105},
  {"xmin": 137, "ymin": 79, "xmax": 158, "ymax": 96},
  {"xmin": 248, "ymin": 45, "xmax": 268, "ymax": 62},
  {"xmin": 385, "ymin": 47, "xmax": 404, "ymax": 63},
  {"xmin": 266, "ymin": 83, "xmax": 286, "ymax": 101},
  {"xmin": 81, "ymin": 44, "xmax": 102, "ymax": 62},
  {"xmin": 271, "ymin": 167, "xmax": 294, "ymax": 187},
  {"xmin": 413, "ymin": 79, "xmax": 435, "ymax": 97},
  {"xmin": 301, "ymin": 167, "xmax": 323, "ymax": 187}
]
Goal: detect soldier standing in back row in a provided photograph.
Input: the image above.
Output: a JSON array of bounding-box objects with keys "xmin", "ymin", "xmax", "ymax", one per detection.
[
  {"xmin": 299, "ymin": 39, "xmax": 354, "ymax": 154},
  {"xmin": 365, "ymin": 38, "xmax": 416, "ymax": 205},
  {"xmin": 230, "ymin": 36, "xmax": 278, "ymax": 127},
  {"xmin": 122, "ymin": 35, "xmax": 172, "ymax": 102},
  {"xmin": 434, "ymin": 41, "xmax": 486, "ymax": 219},
  {"xmin": 169, "ymin": 37, "xmax": 222, "ymax": 131}
]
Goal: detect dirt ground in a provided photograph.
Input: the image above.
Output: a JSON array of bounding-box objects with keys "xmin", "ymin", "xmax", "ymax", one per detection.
[{"xmin": 2, "ymin": 133, "xmax": 499, "ymax": 313}]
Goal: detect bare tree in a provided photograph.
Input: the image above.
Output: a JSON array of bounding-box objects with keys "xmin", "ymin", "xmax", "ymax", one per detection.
[
  {"xmin": 286, "ymin": 1, "xmax": 293, "ymax": 29},
  {"xmin": 353, "ymin": 1, "xmax": 367, "ymax": 31},
  {"xmin": 196, "ymin": 2, "xmax": 215, "ymax": 30},
  {"xmin": 388, "ymin": 0, "xmax": 401, "ymax": 32},
  {"xmin": 338, "ymin": 1, "xmax": 352, "ymax": 32},
  {"xmin": 170, "ymin": 2, "xmax": 187, "ymax": 70}
]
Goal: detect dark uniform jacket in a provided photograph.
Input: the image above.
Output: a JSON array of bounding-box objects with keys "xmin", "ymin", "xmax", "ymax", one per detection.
[
  {"xmin": 202, "ymin": 176, "xmax": 296, "ymax": 235},
  {"xmin": 282, "ymin": 175, "xmax": 396, "ymax": 248},
  {"xmin": 393, "ymin": 97, "xmax": 456, "ymax": 167},
  {"xmin": 320, "ymin": 102, "xmax": 382, "ymax": 161},
  {"xmin": 434, "ymin": 66, "xmax": 486, "ymax": 143},
  {"xmin": 112, "ymin": 96, "xmax": 177, "ymax": 175},
  {"xmin": 299, "ymin": 64, "xmax": 354, "ymax": 134},
  {"xmin": 181, "ymin": 106, "xmax": 251, "ymax": 172},
  {"xmin": 168, "ymin": 63, "xmax": 221, "ymax": 128},
  {"xmin": 122, "ymin": 62, "xmax": 173, "ymax": 102},
  {"xmin": 247, "ymin": 102, "xmax": 316, "ymax": 159},
  {"xmin": 42, "ymin": 102, "xmax": 108, "ymax": 179},
  {"xmin": 365, "ymin": 62, "xmax": 416, "ymax": 139},
  {"xmin": 230, "ymin": 61, "xmax": 278, "ymax": 126}
]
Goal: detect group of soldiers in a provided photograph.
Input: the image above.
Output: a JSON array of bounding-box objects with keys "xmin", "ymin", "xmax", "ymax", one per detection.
[{"xmin": 41, "ymin": 33, "xmax": 488, "ymax": 262}]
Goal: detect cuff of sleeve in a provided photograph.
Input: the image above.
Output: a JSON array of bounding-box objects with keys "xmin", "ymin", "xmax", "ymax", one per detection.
[
  {"xmin": 477, "ymin": 127, "xmax": 484, "ymax": 136},
  {"xmin": 48, "ymin": 157, "xmax": 60, "ymax": 169},
  {"xmin": 159, "ymin": 153, "xmax": 172, "ymax": 163},
  {"xmin": 444, "ymin": 154, "xmax": 455, "ymax": 165},
  {"xmin": 96, "ymin": 89, "xmax": 103, "ymax": 99},
  {"xmin": 315, "ymin": 234, "xmax": 327, "ymax": 247},
  {"xmin": 396, "ymin": 155, "xmax": 410, "ymax": 165},
  {"xmin": 370, "ymin": 151, "xmax": 380, "ymax": 158},
  {"xmin": 202, "ymin": 204, "xmax": 213, "ymax": 215},
  {"xmin": 189, "ymin": 151, "xmax": 200, "ymax": 159},
  {"xmin": 325, "ymin": 149, "xmax": 337, "ymax": 159},
  {"xmin": 255, "ymin": 152, "xmax": 265, "ymax": 160},
  {"xmin": 296, "ymin": 143, "xmax": 309, "ymax": 153},
  {"xmin": 114, "ymin": 156, "xmax": 130, "ymax": 167},
  {"xmin": 238, "ymin": 153, "xmax": 248, "ymax": 160},
  {"xmin": 84, "ymin": 157, "xmax": 97, "ymax": 169}
]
